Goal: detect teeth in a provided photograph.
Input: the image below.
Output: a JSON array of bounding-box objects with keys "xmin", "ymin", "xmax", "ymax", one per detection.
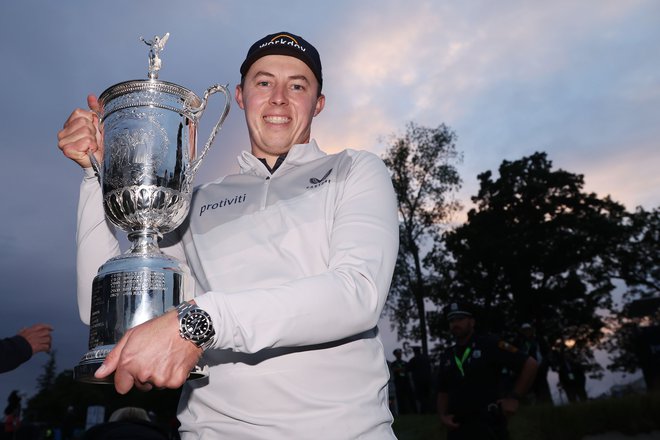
[{"xmin": 264, "ymin": 116, "xmax": 290, "ymax": 124}]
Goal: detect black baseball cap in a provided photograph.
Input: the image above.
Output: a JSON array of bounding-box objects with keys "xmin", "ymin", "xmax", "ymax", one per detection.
[
  {"xmin": 240, "ymin": 31, "xmax": 323, "ymax": 92},
  {"xmin": 446, "ymin": 302, "xmax": 475, "ymax": 320}
]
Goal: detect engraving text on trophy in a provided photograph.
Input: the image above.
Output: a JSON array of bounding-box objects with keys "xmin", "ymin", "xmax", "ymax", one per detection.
[{"xmin": 109, "ymin": 271, "xmax": 166, "ymax": 297}]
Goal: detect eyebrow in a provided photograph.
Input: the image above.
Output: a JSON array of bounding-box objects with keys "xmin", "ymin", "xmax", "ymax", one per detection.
[{"xmin": 253, "ymin": 71, "xmax": 311, "ymax": 84}]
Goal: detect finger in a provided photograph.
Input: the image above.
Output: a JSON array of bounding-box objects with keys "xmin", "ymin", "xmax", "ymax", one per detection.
[
  {"xmin": 33, "ymin": 324, "xmax": 53, "ymax": 334},
  {"xmin": 58, "ymin": 128, "xmax": 99, "ymax": 156},
  {"xmin": 61, "ymin": 108, "xmax": 96, "ymax": 132},
  {"xmin": 58, "ymin": 116, "xmax": 98, "ymax": 143},
  {"xmin": 114, "ymin": 368, "xmax": 136, "ymax": 395},
  {"xmin": 94, "ymin": 335, "xmax": 127, "ymax": 379},
  {"xmin": 134, "ymin": 381, "xmax": 154, "ymax": 392}
]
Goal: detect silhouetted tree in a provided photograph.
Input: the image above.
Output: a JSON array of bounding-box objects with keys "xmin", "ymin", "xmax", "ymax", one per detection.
[
  {"xmin": 433, "ymin": 152, "xmax": 627, "ymax": 375},
  {"xmin": 382, "ymin": 122, "xmax": 462, "ymax": 356},
  {"xmin": 36, "ymin": 350, "xmax": 57, "ymax": 393},
  {"xmin": 600, "ymin": 206, "xmax": 659, "ymax": 377},
  {"xmin": 602, "ymin": 207, "xmax": 659, "ymax": 302}
]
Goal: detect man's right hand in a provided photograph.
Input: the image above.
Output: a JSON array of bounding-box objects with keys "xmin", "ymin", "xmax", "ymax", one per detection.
[
  {"xmin": 19, "ymin": 324, "xmax": 53, "ymax": 355},
  {"xmin": 57, "ymin": 94, "xmax": 103, "ymax": 169},
  {"xmin": 439, "ymin": 413, "xmax": 460, "ymax": 430}
]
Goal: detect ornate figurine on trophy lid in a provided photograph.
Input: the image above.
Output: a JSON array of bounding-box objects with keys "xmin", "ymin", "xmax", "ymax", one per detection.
[{"xmin": 73, "ymin": 33, "xmax": 231, "ymax": 383}]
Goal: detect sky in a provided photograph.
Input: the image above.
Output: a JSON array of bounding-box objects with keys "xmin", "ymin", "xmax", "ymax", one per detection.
[{"xmin": 1, "ymin": 0, "xmax": 658, "ymax": 408}]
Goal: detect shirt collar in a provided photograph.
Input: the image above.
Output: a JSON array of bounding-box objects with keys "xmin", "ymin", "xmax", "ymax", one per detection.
[{"xmin": 237, "ymin": 139, "xmax": 326, "ymax": 177}]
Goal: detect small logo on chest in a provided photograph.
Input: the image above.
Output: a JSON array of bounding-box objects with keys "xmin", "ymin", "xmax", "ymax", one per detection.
[{"xmin": 306, "ymin": 168, "xmax": 332, "ymax": 189}]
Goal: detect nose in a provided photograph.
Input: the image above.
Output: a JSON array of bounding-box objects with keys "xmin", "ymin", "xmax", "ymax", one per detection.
[{"xmin": 270, "ymin": 84, "xmax": 288, "ymax": 105}]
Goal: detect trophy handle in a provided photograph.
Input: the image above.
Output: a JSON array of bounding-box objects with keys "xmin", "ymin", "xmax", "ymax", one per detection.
[
  {"xmin": 88, "ymin": 150, "xmax": 102, "ymax": 178},
  {"xmin": 87, "ymin": 107, "xmax": 104, "ymax": 179},
  {"xmin": 188, "ymin": 84, "xmax": 231, "ymax": 177}
]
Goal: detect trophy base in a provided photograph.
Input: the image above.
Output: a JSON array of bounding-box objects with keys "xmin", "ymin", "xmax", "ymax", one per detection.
[
  {"xmin": 74, "ymin": 359, "xmax": 112, "ymax": 384},
  {"xmin": 74, "ymin": 345, "xmax": 209, "ymax": 384}
]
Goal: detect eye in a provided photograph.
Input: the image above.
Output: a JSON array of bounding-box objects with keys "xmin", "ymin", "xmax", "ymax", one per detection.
[
  {"xmin": 291, "ymin": 83, "xmax": 305, "ymax": 91},
  {"xmin": 256, "ymin": 80, "xmax": 270, "ymax": 87}
]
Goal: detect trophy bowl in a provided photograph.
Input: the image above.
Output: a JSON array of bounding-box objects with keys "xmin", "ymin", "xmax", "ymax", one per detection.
[{"xmin": 74, "ymin": 34, "xmax": 230, "ymax": 383}]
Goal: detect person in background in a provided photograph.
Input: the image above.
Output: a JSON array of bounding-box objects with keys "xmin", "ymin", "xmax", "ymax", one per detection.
[
  {"xmin": 437, "ymin": 302, "xmax": 538, "ymax": 440},
  {"xmin": 391, "ymin": 348, "xmax": 415, "ymax": 415},
  {"xmin": 0, "ymin": 324, "xmax": 53, "ymax": 373},
  {"xmin": 515, "ymin": 322, "xmax": 553, "ymax": 404},
  {"xmin": 408, "ymin": 346, "xmax": 433, "ymax": 413},
  {"xmin": 556, "ymin": 350, "xmax": 588, "ymax": 403},
  {"xmin": 3, "ymin": 391, "xmax": 22, "ymax": 439}
]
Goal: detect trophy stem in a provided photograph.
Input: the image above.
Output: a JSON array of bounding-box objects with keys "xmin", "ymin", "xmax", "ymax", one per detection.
[{"xmin": 128, "ymin": 229, "xmax": 162, "ymax": 254}]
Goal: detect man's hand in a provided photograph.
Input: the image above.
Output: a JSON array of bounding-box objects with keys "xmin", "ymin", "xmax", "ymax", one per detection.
[
  {"xmin": 94, "ymin": 310, "xmax": 202, "ymax": 394},
  {"xmin": 497, "ymin": 397, "xmax": 520, "ymax": 417},
  {"xmin": 19, "ymin": 324, "xmax": 53, "ymax": 354},
  {"xmin": 57, "ymin": 94, "xmax": 103, "ymax": 169},
  {"xmin": 439, "ymin": 413, "xmax": 460, "ymax": 430}
]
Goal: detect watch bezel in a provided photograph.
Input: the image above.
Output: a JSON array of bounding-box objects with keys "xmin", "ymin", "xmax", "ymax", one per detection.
[{"xmin": 176, "ymin": 303, "xmax": 215, "ymax": 350}]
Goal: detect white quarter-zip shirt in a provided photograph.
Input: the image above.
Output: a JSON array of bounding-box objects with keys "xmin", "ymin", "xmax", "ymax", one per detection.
[{"xmin": 76, "ymin": 140, "xmax": 399, "ymax": 439}]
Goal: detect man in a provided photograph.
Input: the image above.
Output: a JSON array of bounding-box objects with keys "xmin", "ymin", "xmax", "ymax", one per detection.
[
  {"xmin": 515, "ymin": 322, "xmax": 553, "ymax": 404},
  {"xmin": 436, "ymin": 302, "xmax": 538, "ymax": 440},
  {"xmin": 0, "ymin": 323, "xmax": 53, "ymax": 373},
  {"xmin": 556, "ymin": 350, "xmax": 588, "ymax": 403},
  {"xmin": 390, "ymin": 348, "xmax": 415, "ymax": 415},
  {"xmin": 58, "ymin": 31, "xmax": 399, "ymax": 439},
  {"xmin": 408, "ymin": 346, "xmax": 433, "ymax": 413}
]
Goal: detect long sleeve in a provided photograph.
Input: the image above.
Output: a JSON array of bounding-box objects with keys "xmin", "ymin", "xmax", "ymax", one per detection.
[
  {"xmin": 193, "ymin": 150, "xmax": 399, "ymax": 352},
  {"xmin": 0, "ymin": 335, "xmax": 32, "ymax": 373},
  {"xmin": 76, "ymin": 168, "xmax": 121, "ymax": 324}
]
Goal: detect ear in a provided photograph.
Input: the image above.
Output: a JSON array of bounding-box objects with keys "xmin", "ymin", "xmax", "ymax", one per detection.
[
  {"xmin": 313, "ymin": 94, "xmax": 326, "ymax": 117},
  {"xmin": 235, "ymin": 84, "xmax": 245, "ymax": 110}
]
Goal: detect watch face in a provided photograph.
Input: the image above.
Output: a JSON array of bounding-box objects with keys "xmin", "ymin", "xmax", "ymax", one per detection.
[{"xmin": 182, "ymin": 311, "xmax": 212, "ymax": 342}]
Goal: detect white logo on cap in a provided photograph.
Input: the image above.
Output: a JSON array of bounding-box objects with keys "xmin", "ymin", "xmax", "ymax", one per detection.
[{"xmin": 259, "ymin": 34, "xmax": 307, "ymax": 52}]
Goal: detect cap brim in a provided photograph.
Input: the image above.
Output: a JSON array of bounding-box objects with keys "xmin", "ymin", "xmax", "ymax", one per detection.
[{"xmin": 448, "ymin": 311, "xmax": 473, "ymax": 319}]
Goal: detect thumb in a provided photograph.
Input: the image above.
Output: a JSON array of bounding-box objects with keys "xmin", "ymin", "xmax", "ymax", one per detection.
[{"xmin": 87, "ymin": 94, "xmax": 101, "ymax": 114}]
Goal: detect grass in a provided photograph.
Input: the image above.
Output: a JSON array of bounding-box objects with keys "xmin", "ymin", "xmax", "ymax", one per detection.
[{"xmin": 392, "ymin": 392, "xmax": 660, "ymax": 440}]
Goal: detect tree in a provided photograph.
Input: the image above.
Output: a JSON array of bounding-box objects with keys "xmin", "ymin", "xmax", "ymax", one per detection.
[
  {"xmin": 36, "ymin": 350, "xmax": 57, "ymax": 393},
  {"xmin": 603, "ymin": 206, "xmax": 660, "ymax": 302},
  {"xmin": 434, "ymin": 152, "xmax": 627, "ymax": 374},
  {"xmin": 600, "ymin": 206, "xmax": 659, "ymax": 378},
  {"xmin": 382, "ymin": 122, "xmax": 462, "ymax": 356}
]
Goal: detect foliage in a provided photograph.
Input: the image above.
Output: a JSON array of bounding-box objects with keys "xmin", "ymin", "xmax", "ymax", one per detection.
[
  {"xmin": 600, "ymin": 206, "xmax": 660, "ymax": 302},
  {"xmin": 382, "ymin": 122, "xmax": 462, "ymax": 355},
  {"xmin": 433, "ymin": 152, "xmax": 628, "ymax": 372},
  {"xmin": 594, "ymin": 206, "xmax": 660, "ymax": 375},
  {"xmin": 392, "ymin": 392, "xmax": 660, "ymax": 440},
  {"xmin": 36, "ymin": 350, "xmax": 57, "ymax": 393}
]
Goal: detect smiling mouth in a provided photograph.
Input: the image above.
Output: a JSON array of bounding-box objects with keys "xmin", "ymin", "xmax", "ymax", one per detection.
[{"xmin": 263, "ymin": 116, "xmax": 291, "ymax": 124}]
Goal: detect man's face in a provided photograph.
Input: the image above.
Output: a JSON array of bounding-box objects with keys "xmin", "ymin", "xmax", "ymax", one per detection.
[
  {"xmin": 236, "ymin": 55, "xmax": 325, "ymax": 163},
  {"xmin": 448, "ymin": 315, "xmax": 475, "ymax": 341}
]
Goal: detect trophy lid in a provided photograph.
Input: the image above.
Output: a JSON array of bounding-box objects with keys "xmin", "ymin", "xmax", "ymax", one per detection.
[{"xmin": 98, "ymin": 33, "xmax": 202, "ymax": 120}]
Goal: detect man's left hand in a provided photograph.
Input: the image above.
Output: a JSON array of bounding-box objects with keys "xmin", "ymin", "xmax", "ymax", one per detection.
[{"xmin": 94, "ymin": 310, "xmax": 202, "ymax": 394}]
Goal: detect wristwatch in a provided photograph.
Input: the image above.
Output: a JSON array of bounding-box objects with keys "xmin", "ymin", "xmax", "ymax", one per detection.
[{"xmin": 176, "ymin": 302, "xmax": 216, "ymax": 351}]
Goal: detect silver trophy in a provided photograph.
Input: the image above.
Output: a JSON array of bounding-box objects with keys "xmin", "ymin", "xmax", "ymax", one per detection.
[{"xmin": 74, "ymin": 33, "xmax": 231, "ymax": 383}]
